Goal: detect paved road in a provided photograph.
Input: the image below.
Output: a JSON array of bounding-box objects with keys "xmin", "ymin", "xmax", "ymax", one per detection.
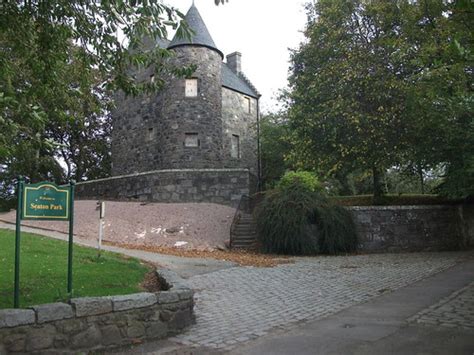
[
  {"xmin": 113, "ymin": 251, "xmax": 473, "ymax": 354},
  {"xmin": 232, "ymin": 258, "xmax": 474, "ymax": 355},
  {"xmin": 171, "ymin": 252, "xmax": 472, "ymax": 351}
]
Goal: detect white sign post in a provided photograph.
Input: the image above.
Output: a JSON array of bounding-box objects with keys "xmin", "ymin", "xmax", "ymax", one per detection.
[{"xmin": 97, "ymin": 201, "xmax": 105, "ymax": 257}]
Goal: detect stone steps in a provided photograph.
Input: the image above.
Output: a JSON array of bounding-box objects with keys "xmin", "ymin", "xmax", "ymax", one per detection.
[{"xmin": 231, "ymin": 212, "xmax": 258, "ymax": 250}]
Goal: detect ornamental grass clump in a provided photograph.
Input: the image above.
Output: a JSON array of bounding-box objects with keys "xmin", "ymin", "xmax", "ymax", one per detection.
[{"xmin": 255, "ymin": 172, "xmax": 358, "ymax": 255}]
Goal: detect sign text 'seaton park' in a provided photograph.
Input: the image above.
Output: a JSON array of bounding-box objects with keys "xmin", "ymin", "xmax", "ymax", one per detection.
[{"xmin": 21, "ymin": 183, "xmax": 70, "ymax": 220}]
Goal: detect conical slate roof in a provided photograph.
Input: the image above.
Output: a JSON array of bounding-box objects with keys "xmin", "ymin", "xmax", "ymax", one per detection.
[{"xmin": 168, "ymin": 4, "xmax": 223, "ymax": 58}]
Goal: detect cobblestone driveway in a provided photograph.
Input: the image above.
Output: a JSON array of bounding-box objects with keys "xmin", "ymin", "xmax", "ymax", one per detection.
[
  {"xmin": 410, "ymin": 281, "xmax": 474, "ymax": 329},
  {"xmin": 172, "ymin": 252, "xmax": 470, "ymax": 351}
]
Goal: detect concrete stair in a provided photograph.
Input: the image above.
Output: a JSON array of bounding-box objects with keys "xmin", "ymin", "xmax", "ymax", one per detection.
[{"xmin": 230, "ymin": 213, "xmax": 257, "ymax": 249}]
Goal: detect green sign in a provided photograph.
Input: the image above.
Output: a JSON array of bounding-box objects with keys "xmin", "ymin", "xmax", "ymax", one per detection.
[
  {"xmin": 14, "ymin": 179, "xmax": 75, "ymax": 308},
  {"xmin": 22, "ymin": 182, "xmax": 69, "ymax": 220}
]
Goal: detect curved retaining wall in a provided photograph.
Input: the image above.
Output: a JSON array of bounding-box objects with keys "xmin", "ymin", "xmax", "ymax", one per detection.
[
  {"xmin": 0, "ymin": 269, "xmax": 194, "ymax": 354},
  {"xmin": 349, "ymin": 204, "xmax": 473, "ymax": 252},
  {"xmin": 74, "ymin": 168, "xmax": 252, "ymax": 207}
]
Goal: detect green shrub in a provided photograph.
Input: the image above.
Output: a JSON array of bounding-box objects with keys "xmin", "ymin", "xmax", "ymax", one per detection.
[
  {"xmin": 277, "ymin": 171, "xmax": 321, "ymax": 192},
  {"xmin": 255, "ymin": 179, "xmax": 358, "ymax": 255},
  {"xmin": 0, "ymin": 198, "xmax": 16, "ymax": 212}
]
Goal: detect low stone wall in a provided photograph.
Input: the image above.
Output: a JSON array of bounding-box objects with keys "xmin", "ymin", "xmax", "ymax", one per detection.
[
  {"xmin": 349, "ymin": 204, "xmax": 472, "ymax": 252},
  {"xmin": 0, "ymin": 269, "xmax": 194, "ymax": 354},
  {"xmin": 75, "ymin": 168, "xmax": 251, "ymax": 207}
]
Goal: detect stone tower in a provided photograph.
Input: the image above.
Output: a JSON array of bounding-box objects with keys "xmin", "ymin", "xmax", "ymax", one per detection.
[
  {"xmin": 92, "ymin": 3, "xmax": 261, "ymax": 205},
  {"xmin": 160, "ymin": 4, "xmax": 224, "ymax": 169}
]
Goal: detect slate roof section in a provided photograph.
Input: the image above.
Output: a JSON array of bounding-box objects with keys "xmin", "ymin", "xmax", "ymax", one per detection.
[
  {"xmin": 222, "ymin": 63, "xmax": 260, "ymax": 99},
  {"xmin": 168, "ymin": 4, "xmax": 223, "ymax": 59}
]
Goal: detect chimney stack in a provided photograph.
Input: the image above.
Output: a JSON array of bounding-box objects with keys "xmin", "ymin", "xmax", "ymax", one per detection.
[{"xmin": 226, "ymin": 52, "xmax": 242, "ymax": 74}]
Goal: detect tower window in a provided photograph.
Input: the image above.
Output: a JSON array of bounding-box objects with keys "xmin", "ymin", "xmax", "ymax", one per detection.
[
  {"xmin": 146, "ymin": 127, "xmax": 155, "ymax": 141},
  {"xmin": 231, "ymin": 134, "xmax": 240, "ymax": 158},
  {"xmin": 185, "ymin": 78, "xmax": 198, "ymax": 97},
  {"xmin": 184, "ymin": 133, "xmax": 199, "ymax": 147},
  {"xmin": 243, "ymin": 97, "xmax": 251, "ymax": 113}
]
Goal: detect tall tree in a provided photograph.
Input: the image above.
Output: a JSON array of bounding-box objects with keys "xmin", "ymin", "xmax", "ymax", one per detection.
[
  {"xmin": 260, "ymin": 112, "xmax": 294, "ymax": 188},
  {"xmin": 0, "ymin": 1, "xmax": 194, "ymax": 196},
  {"xmin": 287, "ymin": 0, "xmax": 473, "ymax": 198}
]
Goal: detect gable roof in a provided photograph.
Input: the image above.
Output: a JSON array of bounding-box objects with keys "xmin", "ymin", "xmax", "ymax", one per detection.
[
  {"xmin": 222, "ymin": 63, "xmax": 260, "ymax": 99},
  {"xmin": 168, "ymin": 4, "xmax": 223, "ymax": 59}
]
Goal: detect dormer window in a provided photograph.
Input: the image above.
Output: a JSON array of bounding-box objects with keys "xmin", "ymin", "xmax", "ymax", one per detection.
[{"xmin": 185, "ymin": 78, "xmax": 198, "ymax": 97}]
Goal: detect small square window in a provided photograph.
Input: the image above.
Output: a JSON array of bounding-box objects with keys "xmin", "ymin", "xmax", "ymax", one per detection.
[
  {"xmin": 231, "ymin": 134, "xmax": 240, "ymax": 158},
  {"xmin": 185, "ymin": 133, "xmax": 199, "ymax": 147},
  {"xmin": 185, "ymin": 79, "xmax": 198, "ymax": 97}
]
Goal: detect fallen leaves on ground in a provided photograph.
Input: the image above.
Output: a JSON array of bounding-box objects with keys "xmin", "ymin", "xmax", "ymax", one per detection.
[
  {"xmin": 105, "ymin": 242, "xmax": 294, "ymax": 267},
  {"xmin": 140, "ymin": 263, "xmax": 162, "ymax": 292}
]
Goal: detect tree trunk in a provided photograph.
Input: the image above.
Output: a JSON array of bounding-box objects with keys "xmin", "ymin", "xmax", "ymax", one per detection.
[
  {"xmin": 417, "ymin": 165, "xmax": 425, "ymax": 194},
  {"xmin": 372, "ymin": 165, "xmax": 385, "ymax": 203}
]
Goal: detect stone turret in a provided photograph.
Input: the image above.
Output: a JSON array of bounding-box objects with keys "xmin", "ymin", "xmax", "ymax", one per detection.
[{"xmin": 160, "ymin": 4, "xmax": 224, "ymax": 169}]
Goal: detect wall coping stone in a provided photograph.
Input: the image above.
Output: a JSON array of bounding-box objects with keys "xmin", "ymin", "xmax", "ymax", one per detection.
[
  {"xmin": 0, "ymin": 309, "xmax": 35, "ymax": 328},
  {"xmin": 76, "ymin": 168, "xmax": 250, "ymax": 186},
  {"xmin": 32, "ymin": 303, "xmax": 74, "ymax": 324},
  {"xmin": 70, "ymin": 296, "xmax": 113, "ymax": 317},
  {"xmin": 110, "ymin": 292, "xmax": 157, "ymax": 311},
  {"xmin": 347, "ymin": 205, "xmax": 458, "ymax": 211},
  {"xmin": 157, "ymin": 291, "xmax": 180, "ymax": 304}
]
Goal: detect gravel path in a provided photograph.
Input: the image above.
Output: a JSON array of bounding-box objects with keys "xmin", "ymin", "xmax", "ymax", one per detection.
[{"xmin": 0, "ymin": 201, "xmax": 235, "ymax": 250}]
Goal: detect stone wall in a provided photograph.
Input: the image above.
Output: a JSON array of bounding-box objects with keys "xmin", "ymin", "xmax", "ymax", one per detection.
[
  {"xmin": 0, "ymin": 270, "xmax": 194, "ymax": 354},
  {"xmin": 349, "ymin": 205, "xmax": 472, "ymax": 252},
  {"xmin": 75, "ymin": 168, "xmax": 251, "ymax": 206},
  {"xmin": 221, "ymin": 87, "xmax": 258, "ymax": 175}
]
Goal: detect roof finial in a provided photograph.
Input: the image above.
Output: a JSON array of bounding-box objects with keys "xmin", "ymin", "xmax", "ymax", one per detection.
[{"xmin": 192, "ymin": 0, "xmax": 195, "ymax": 6}]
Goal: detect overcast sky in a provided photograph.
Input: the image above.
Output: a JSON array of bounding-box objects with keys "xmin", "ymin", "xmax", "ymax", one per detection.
[{"xmin": 165, "ymin": 0, "xmax": 309, "ymax": 113}]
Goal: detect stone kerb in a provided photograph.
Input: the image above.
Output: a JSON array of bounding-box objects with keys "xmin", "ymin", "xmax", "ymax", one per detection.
[{"xmin": 0, "ymin": 269, "xmax": 195, "ymax": 354}]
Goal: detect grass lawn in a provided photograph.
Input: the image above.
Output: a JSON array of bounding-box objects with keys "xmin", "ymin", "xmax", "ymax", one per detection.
[{"xmin": 0, "ymin": 228, "xmax": 150, "ymax": 309}]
